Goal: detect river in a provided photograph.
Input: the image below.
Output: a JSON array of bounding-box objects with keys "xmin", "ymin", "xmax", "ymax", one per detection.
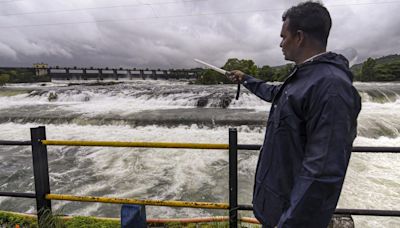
[{"xmin": 0, "ymin": 79, "xmax": 399, "ymax": 227}]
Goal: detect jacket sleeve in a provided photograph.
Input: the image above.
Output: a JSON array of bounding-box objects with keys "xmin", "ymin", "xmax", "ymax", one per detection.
[
  {"xmin": 278, "ymin": 87, "xmax": 357, "ymax": 227},
  {"xmin": 242, "ymin": 75, "xmax": 281, "ymax": 102}
]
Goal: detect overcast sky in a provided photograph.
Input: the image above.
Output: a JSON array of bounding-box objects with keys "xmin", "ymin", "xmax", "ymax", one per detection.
[{"xmin": 1, "ymin": 0, "xmax": 399, "ymax": 68}]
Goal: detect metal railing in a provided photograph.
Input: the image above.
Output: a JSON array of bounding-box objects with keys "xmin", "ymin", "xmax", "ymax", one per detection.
[{"xmin": 1, "ymin": 126, "xmax": 400, "ymax": 228}]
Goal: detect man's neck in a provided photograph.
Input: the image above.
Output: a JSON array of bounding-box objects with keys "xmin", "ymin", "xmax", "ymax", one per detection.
[
  {"xmin": 295, "ymin": 48, "xmax": 326, "ymax": 65},
  {"xmin": 301, "ymin": 51, "xmax": 327, "ymax": 64}
]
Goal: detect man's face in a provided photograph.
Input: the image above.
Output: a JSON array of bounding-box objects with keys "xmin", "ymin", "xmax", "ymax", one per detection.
[{"xmin": 280, "ymin": 19, "xmax": 298, "ymax": 62}]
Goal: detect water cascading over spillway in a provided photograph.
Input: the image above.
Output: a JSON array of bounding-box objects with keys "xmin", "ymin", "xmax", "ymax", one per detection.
[{"xmin": 0, "ymin": 79, "xmax": 399, "ymax": 227}]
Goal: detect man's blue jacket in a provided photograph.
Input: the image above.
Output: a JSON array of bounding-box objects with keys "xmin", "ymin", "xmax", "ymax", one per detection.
[{"xmin": 242, "ymin": 52, "xmax": 361, "ymax": 228}]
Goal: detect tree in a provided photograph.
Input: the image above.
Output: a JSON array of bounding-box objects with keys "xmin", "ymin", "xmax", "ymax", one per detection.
[
  {"xmin": 374, "ymin": 61, "xmax": 400, "ymax": 81},
  {"xmin": 196, "ymin": 58, "xmax": 259, "ymax": 84},
  {"xmin": 352, "ymin": 67, "xmax": 362, "ymax": 81},
  {"xmin": 258, "ymin": 65, "xmax": 275, "ymax": 81},
  {"xmin": 361, "ymin": 57, "xmax": 376, "ymax": 81},
  {"xmin": 0, "ymin": 74, "xmax": 10, "ymax": 86},
  {"xmin": 272, "ymin": 64, "xmax": 294, "ymax": 81},
  {"xmin": 223, "ymin": 58, "xmax": 258, "ymax": 76},
  {"xmin": 196, "ymin": 69, "xmax": 226, "ymax": 84}
]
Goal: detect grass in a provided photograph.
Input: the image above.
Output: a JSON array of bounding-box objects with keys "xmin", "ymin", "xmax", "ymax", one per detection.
[
  {"xmin": 0, "ymin": 210, "xmax": 120, "ymax": 228},
  {"xmin": 0, "ymin": 89, "xmax": 32, "ymax": 97},
  {"xmin": 0, "ymin": 210, "xmax": 261, "ymax": 227},
  {"xmin": 63, "ymin": 216, "xmax": 120, "ymax": 228},
  {"xmin": 0, "ymin": 210, "xmax": 38, "ymax": 228}
]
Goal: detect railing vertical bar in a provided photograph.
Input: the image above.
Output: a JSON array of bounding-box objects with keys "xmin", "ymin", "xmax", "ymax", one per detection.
[
  {"xmin": 31, "ymin": 126, "xmax": 52, "ymax": 227},
  {"xmin": 229, "ymin": 128, "xmax": 238, "ymax": 228}
]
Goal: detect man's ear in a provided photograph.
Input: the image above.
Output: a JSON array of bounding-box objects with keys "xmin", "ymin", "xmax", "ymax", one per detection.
[{"xmin": 296, "ymin": 30, "xmax": 305, "ymax": 47}]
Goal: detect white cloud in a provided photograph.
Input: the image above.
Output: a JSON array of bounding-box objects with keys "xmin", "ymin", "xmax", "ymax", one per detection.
[{"xmin": 0, "ymin": 0, "xmax": 399, "ymax": 68}]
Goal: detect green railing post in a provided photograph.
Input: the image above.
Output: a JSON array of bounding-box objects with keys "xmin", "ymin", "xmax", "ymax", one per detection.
[
  {"xmin": 31, "ymin": 126, "xmax": 52, "ymax": 227},
  {"xmin": 229, "ymin": 128, "xmax": 238, "ymax": 227}
]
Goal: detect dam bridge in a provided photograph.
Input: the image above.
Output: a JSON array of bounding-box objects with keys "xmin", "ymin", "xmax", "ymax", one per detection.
[
  {"xmin": 2, "ymin": 65, "xmax": 202, "ymax": 80},
  {"xmin": 45, "ymin": 67, "xmax": 201, "ymax": 80}
]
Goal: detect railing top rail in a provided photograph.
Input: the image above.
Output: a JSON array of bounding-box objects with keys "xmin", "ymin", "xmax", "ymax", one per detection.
[
  {"xmin": 41, "ymin": 140, "xmax": 229, "ymax": 149},
  {"xmin": 0, "ymin": 140, "xmax": 31, "ymax": 146},
  {"xmin": 238, "ymin": 144, "xmax": 400, "ymax": 153},
  {"xmin": 0, "ymin": 192, "xmax": 36, "ymax": 198},
  {"xmin": 352, "ymin": 146, "xmax": 400, "ymax": 153},
  {"xmin": 2, "ymin": 139, "xmax": 400, "ymax": 153}
]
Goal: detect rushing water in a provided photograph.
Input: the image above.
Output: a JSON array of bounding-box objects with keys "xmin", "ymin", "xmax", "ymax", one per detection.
[{"xmin": 0, "ymin": 79, "xmax": 399, "ymax": 227}]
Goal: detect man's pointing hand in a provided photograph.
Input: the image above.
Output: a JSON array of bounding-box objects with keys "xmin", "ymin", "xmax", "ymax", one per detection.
[{"xmin": 228, "ymin": 70, "xmax": 245, "ymax": 83}]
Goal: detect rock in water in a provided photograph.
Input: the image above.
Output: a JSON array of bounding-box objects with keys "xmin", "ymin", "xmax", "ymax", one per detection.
[
  {"xmin": 219, "ymin": 95, "xmax": 232, "ymax": 109},
  {"xmin": 48, "ymin": 91, "xmax": 58, "ymax": 101},
  {"xmin": 328, "ymin": 215, "xmax": 354, "ymax": 228},
  {"xmin": 197, "ymin": 97, "xmax": 208, "ymax": 107}
]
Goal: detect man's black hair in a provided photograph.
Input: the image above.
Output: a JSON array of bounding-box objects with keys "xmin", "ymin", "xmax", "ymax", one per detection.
[{"xmin": 282, "ymin": 1, "xmax": 331, "ymax": 47}]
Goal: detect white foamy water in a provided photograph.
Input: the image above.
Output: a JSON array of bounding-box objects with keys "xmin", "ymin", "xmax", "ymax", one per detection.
[
  {"xmin": 0, "ymin": 123, "xmax": 399, "ymax": 226},
  {"xmin": 1, "ymin": 80, "xmax": 400, "ymax": 114},
  {"xmin": 0, "ymin": 81, "xmax": 400, "ymax": 227}
]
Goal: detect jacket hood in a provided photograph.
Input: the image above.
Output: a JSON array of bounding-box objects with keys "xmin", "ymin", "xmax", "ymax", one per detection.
[{"xmin": 300, "ymin": 52, "xmax": 354, "ymax": 81}]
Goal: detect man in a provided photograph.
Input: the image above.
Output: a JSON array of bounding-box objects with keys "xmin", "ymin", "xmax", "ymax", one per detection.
[{"xmin": 229, "ymin": 1, "xmax": 361, "ymax": 227}]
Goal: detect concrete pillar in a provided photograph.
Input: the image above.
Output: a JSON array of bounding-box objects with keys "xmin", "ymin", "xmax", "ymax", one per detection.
[
  {"xmin": 140, "ymin": 70, "xmax": 145, "ymax": 80},
  {"xmin": 82, "ymin": 68, "xmax": 87, "ymax": 80},
  {"xmin": 113, "ymin": 69, "xmax": 118, "ymax": 80},
  {"xmin": 163, "ymin": 70, "xmax": 168, "ymax": 80},
  {"xmin": 98, "ymin": 69, "xmax": 103, "ymax": 80},
  {"xmin": 151, "ymin": 70, "xmax": 157, "ymax": 80}
]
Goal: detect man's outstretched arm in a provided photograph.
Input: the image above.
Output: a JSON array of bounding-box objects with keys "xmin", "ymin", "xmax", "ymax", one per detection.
[{"xmin": 229, "ymin": 70, "xmax": 281, "ymax": 102}]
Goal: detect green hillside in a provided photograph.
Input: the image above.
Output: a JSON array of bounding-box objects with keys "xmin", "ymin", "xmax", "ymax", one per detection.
[
  {"xmin": 351, "ymin": 54, "xmax": 400, "ymax": 81},
  {"xmin": 351, "ymin": 54, "xmax": 400, "ymax": 71}
]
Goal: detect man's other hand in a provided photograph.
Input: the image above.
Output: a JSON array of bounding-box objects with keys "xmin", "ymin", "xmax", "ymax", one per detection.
[{"xmin": 228, "ymin": 70, "xmax": 245, "ymax": 83}]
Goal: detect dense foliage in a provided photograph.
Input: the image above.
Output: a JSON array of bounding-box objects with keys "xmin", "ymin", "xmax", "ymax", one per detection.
[
  {"xmin": 0, "ymin": 74, "xmax": 10, "ymax": 86},
  {"xmin": 196, "ymin": 54, "xmax": 400, "ymax": 84},
  {"xmin": 0, "ymin": 211, "xmax": 38, "ymax": 227},
  {"xmin": 195, "ymin": 58, "xmax": 294, "ymax": 84},
  {"xmin": 0, "ymin": 68, "xmax": 50, "ymax": 85},
  {"xmin": 352, "ymin": 55, "xmax": 400, "ymax": 81}
]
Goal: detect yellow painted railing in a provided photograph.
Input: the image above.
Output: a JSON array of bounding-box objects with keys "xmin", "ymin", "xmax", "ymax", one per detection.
[
  {"xmin": 41, "ymin": 140, "xmax": 229, "ymax": 149},
  {"xmin": 46, "ymin": 194, "xmax": 229, "ymax": 209}
]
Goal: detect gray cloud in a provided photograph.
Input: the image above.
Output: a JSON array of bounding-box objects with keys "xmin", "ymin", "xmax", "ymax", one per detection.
[{"xmin": 0, "ymin": 0, "xmax": 399, "ymax": 68}]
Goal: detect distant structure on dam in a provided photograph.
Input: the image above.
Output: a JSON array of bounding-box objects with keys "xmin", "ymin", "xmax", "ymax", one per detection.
[{"xmin": 4, "ymin": 63, "xmax": 203, "ymax": 81}]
